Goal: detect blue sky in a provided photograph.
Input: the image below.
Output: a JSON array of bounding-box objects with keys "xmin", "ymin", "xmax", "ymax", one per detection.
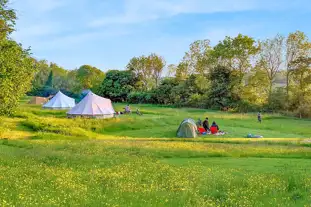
[{"xmin": 10, "ymin": 0, "xmax": 311, "ymax": 72}]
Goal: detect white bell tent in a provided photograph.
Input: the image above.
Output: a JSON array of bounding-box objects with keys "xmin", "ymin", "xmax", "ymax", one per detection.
[
  {"xmin": 67, "ymin": 92, "xmax": 115, "ymax": 118},
  {"xmin": 43, "ymin": 91, "xmax": 75, "ymax": 109}
]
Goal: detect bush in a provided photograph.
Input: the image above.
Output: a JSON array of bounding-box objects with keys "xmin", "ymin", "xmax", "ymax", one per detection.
[{"xmin": 127, "ymin": 92, "xmax": 156, "ymax": 104}]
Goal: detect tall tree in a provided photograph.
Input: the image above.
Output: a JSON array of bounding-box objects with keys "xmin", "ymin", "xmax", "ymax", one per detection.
[
  {"xmin": 182, "ymin": 39, "xmax": 213, "ymax": 75},
  {"xmin": 76, "ymin": 65, "xmax": 105, "ymax": 92},
  {"xmin": 286, "ymin": 31, "xmax": 311, "ymax": 99},
  {"xmin": 98, "ymin": 70, "xmax": 137, "ymax": 102},
  {"xmin": 0, "ymin": 0, "xmax": 16, "ymax": 38},
  {"xmin": 212, "ymin": 34, "xmax": 260, "ymax": 84},
  {"xmin": 0, "ymin": 0, "xmax": 37, "ymax": 115},
  {"xmin": 45, "ymin": 70, "xmax": 53, "ymax": 88},
  {"xmin": 258, "ymin": 34, "xmax": 285, "ymax": 103},
  {"xmin": 289, "ymin": 57, "xmax": 311, "ymax": 117},
  {"xmin": 208, "ymin": 66, "xmax": 235, "ymax": 109},
  {"xmin": 146, "ymin": 53, "xmax": 166, "ymax": 87}
]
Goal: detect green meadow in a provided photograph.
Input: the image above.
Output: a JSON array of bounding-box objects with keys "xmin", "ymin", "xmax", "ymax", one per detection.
[{"xmin": 0, "ymin": 99, "xmax": 311, "ymax": 206}]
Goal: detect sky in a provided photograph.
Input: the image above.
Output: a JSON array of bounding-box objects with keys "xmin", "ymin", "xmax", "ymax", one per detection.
[{"xmin": 9, "ymin": 0, "xmax": 311, "ymax": 72}]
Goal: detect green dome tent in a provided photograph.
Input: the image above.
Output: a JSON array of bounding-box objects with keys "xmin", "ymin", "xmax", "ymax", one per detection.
[{"xmin": 176, "ymin": 118, "xmax": 198, "ymax": 138}]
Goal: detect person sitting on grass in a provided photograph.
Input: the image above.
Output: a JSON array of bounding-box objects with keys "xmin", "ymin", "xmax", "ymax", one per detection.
[
  {"xmin": 210, "ymin": 121, "xmax": 219, "ymax": 134},
  {"xmin": 124, "ymin": 104, "xmax": 131, "ymax": 114},
  {"xmin": 136, "ymin": 108, "xmax": 142, "ymax": 116},
  {"xmin": 202, "ymin": 117, "xmax": 209, "ymax": 132},
  {"xmin": 197, "ymin": 118, "xmax": 202, "ymax": 127}
]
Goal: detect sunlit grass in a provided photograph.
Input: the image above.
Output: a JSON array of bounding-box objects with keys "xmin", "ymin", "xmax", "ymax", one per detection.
[{"xmin": 1, "ymin": 99, "xmax": 311, "ymax": 206}]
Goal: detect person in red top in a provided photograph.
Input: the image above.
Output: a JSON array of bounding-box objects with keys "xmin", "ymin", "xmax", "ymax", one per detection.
[{"xmin": 210, "ymin": 121, "xmax": 219, "ymax": 134}]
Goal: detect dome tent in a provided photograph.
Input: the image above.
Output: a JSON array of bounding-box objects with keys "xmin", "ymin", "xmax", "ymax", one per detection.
[
  {"xmin": 67, "ymin": 91, "xmax": 115, "ymax": 119},
  {"xmin": 176, "ymin": 118, "xmax": 198, "ymax": 138},
  {"xmin": 43, "ymin": 91, "xmax": 75, "ymax": 109}
]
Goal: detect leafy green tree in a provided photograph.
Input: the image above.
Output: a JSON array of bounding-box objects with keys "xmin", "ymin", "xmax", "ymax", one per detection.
[
  {"xmin": 0, "ymin": 39, "xmax": 36, "ymax": 115},
  {"xmin": 286, "ymin": 31, "xmax": 311, "ymax": 99},
  {"xmin": 258, "ymin": 34, "xmax": 285, "ymax": 103},
  {"xmin": 45, "ymin": 70, "xmax": 53, "ymax": 88},
  {"xmin": 0, "ymin": 0, "xmax": 37, "ymax": 115},
  {"xmin": 182, "ymin": 39, "xmax": 213, "ymax": 75},
  {"xmin": 0, "ymin": 0, "xmax": 16, "ymax": 38},
  {"xmin": 76, "ymin": 65, "xmax": 105, "ymax": 92},
  {"xmin": 242, "ymin": 67, "xmax": 269, "ymax": 107},
  {"xmin": 208, "ymin": 66, "xmax": 237, "ymax": 109},
  {"xmin": 154, "ymin": 78, "xmax": 179, "ymax": 105},
  {"xmin": 212, "ymin": 34, "xmax": 259, "ymax": 84},
  {"xmin": 288, "ymin": 57, "xmax": 311, "ymax": 117},
  {"xmin": 98, "ymin": 70, "xmax": 137, "ymax": 102},
  {"xmin": 146, "ymin": 53, "xmax": 166, "ymax": 87}
]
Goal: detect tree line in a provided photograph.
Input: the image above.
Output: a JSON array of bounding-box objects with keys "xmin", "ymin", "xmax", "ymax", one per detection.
[{"xmin": 1, "ymin": 0, "xmax": 311, "ymax": 117}]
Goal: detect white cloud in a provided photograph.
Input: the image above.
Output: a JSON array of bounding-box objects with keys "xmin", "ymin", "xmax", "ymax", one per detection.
[{"xmin": 89, "ymin": 0, "xmax": 263, "ymax": 27}]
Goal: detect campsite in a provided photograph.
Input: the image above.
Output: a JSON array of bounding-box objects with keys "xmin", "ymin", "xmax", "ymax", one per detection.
[
  {"xmin": 2, "ymin": 0, "xmax": 311, "ymax": 206},
  {"xmin": 1, "ymin": 96, "xmax": 311, "ymax": 206}
]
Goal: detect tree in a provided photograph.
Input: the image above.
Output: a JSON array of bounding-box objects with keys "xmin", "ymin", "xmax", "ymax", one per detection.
[
  {"xmin": 126, "ymin": 56, "xmax": 150, "ymax": 91},
  {"xmin": 242, "ymin": 66, "xmax": 270, "ymax": 107},
  {"xmin": 45, "ymin": 70, "xmax": 53, "ymax": 88},
  {"xmin": 286, "ymin": 31, "xmax": 311, "ymax": 99},
  {"xmin": 182, "ymin": 39, "xmax": 213, "ymax": 76},
  {"xmin": 212, "ymin": 34, "xmax": 260, "ymax": 84},
  {"xmin": 0, "ymin": 0, "xmax": 37, "ymax": 115},
  {"xmin": 146, "ymin": 53, "xmax": 166, "ymax": 87},
  {"xmin": 76, "ymin": 65, "xmax": 105, "ymax": 92},
  {"xmin": 98, "ymin": 70, "xmax": 137, "ymax": 102},
  {"xmin": 208, "ymin": 65, "xmax": 236, "ymax": 109},
  {"xmin": 258, "ymin": 34, "xmax": 285, "ymax": 103},
  {"xmin": 154, "ymin": 78, "xmax": 179, "ymax": 105},
  {"xmin": 0, "ymin": 0, "xmax": 16, "ymax": 38},
  {"xmin": 0, "ymin": 39, "xmax": 36, "ymax": 115},
  {"xmin": 289, "ymin": 57, "xmax": 311, "ymax": 117},
  {"xmin": 127, "ymin": 54, "xmax": 165, "ymax": 90},
  {"xmin": 30, "ymin": 59, "xmax": 50, "ymax": 91}
]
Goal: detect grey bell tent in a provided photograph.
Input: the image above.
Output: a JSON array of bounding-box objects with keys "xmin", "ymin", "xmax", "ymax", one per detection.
[{"xmin": 176, "ymin": 118, "xmax": 198, "ymax": 138}]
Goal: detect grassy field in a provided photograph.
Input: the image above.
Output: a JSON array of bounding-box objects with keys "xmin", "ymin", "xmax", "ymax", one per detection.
[{"xmin": 0, "ymin": 99, "xmax": 311, "ymax": 206}]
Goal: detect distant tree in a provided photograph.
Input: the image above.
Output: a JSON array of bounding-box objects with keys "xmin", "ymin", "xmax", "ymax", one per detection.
[
  {"xmin": 76, "ymin": 65, "xmax": 105, "ymax": 92},
  {"xmin": 242, "ymin": 66, "xmax": 270, "ymax": 107},
  {"xmin": 212, "ymin": 34, "xmax": 260, "ymax": 85},
  {"xmin": 154, "ymin": 78, "xmax": 179, "ymax": 105},
  {"xmin": 286, "ymin": 31, "xmax": 311, "ymax": 99},
  {"xmin": 208, "ymin": 65, "xmax": 236, "ymax": 109},
  {"xmin": 45, "ymin": 70, "xmax": 53, "ymax": 88},
  {"xmin": 288, "ymin": 57, "xmax": 311, "ymax": 117},
  {"xmin": 258, "ymin": 34, "xmax": 285, "ymax": 103},
  {"xmin": 146, "ymin": 53, "xmax": 166, "ymax": 87},
  {"xmin": 182, "ymin": 39, "xmax": 213, "ymax": 75},
  {"xmin": 127, "ymin": 54, "xmax": 165, "ymax": 90},
  {"xmin": 98, "ymin": 70, "xmax": 137, "ymax": 102}
]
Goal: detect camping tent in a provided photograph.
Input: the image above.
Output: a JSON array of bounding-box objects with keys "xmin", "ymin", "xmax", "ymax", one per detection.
[
  {"xmin": 28, "ymin": 97, "xmax": 49, "ymax": 105},
  {"xmin": 43, "ymin": 91, "xmax": 75, "ymax": 109},
  {"xmin": 67, "ymin": 92, "xmax": 115, "ymax": 118},
  {"xmin": 176, "ymin": 118, "xmax": 198, "ymax": 138}
]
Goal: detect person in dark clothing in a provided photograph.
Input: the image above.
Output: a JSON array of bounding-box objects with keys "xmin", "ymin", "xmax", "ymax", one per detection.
[
  {"xmin": 202, "ymin": 117, "xmax": 209, "ymax": 131},
  {"xmin": 258, "ymin": 112, "xmax": 262, "ymax": 123},
  {"xmin": 210, "ymin": 121, "xmax": 220, "ymax": 134},
  {"xmin": 211, "ymin": 121, "xmax": 219, "ymax": 130}
]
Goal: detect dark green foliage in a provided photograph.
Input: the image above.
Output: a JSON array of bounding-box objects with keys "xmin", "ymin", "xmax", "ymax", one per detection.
[
  {"xmin": 127, "ymin": 91, "xmax": 156, "ymax": 104},
  {"xmin": 0, "ymin": 39, "xmax": 36, "ymax": 115},
  {"xmin": 99, "ymin": 70, "xmax": 137, "ymax": 102},
  {"xmin": 208, "ymin": 66, "xmax": 237, "ymax": 109},
  {"xmin": 76, "ymin": 65, "xmax": 105, "ymax": 92},
  {"xmin": 45, "ymin": 70, "xmax": 53, "ymax": 88},
  {"xmin": 153, "ymin": 78, "xmax": 179, "ymax": 105}
]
